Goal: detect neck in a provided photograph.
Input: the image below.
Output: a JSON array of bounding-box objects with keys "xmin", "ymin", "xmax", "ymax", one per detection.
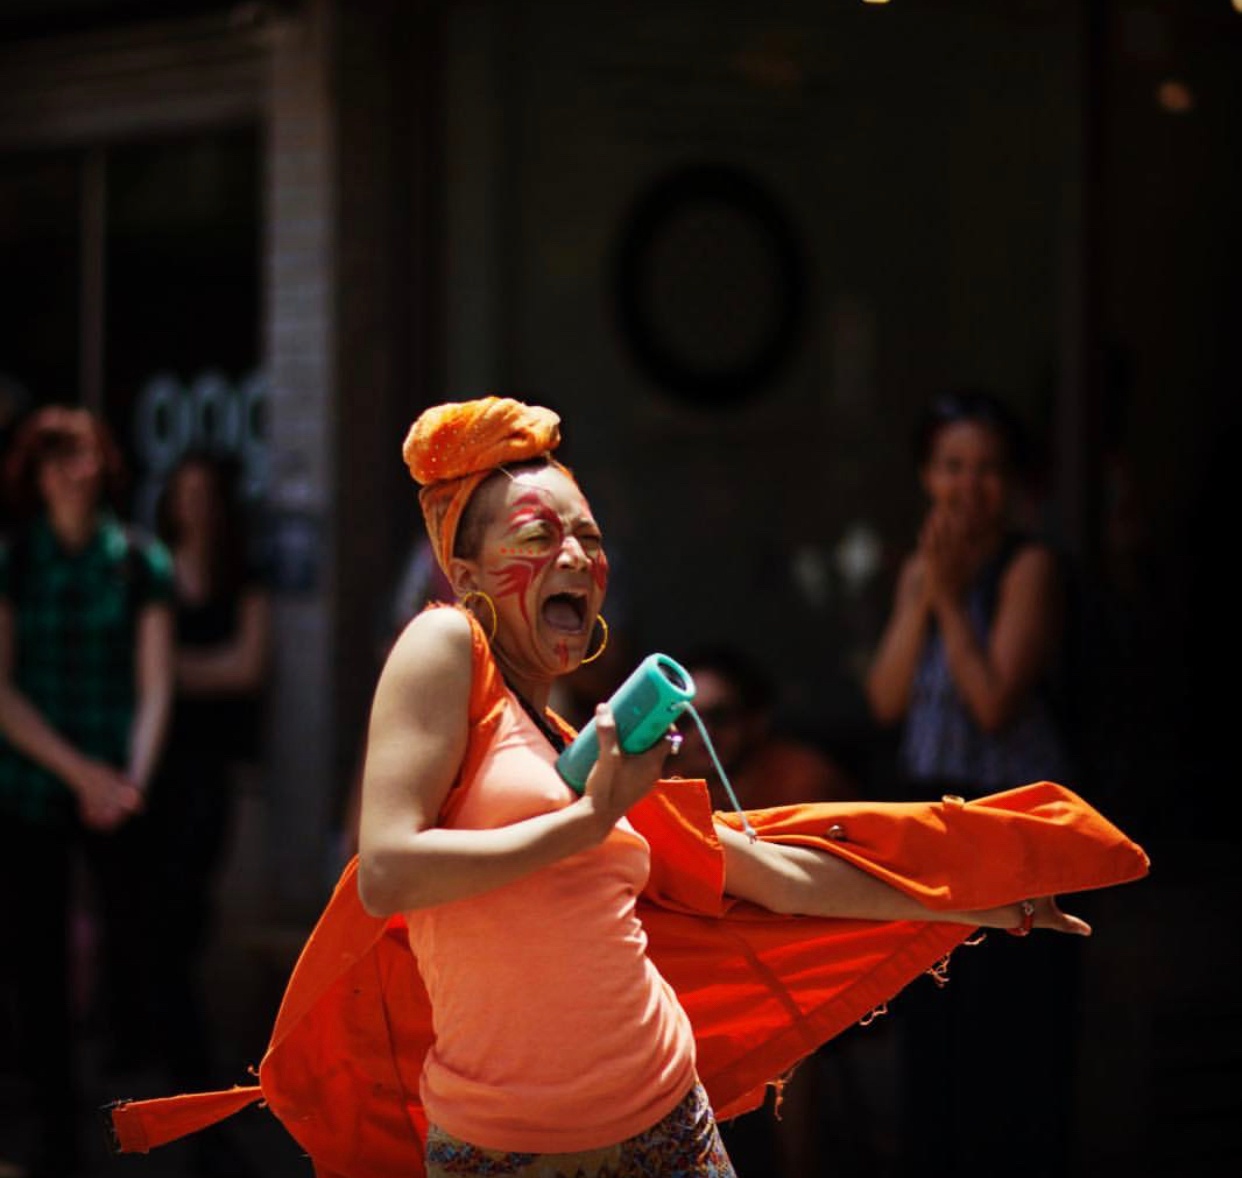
[
  {"xmin": 972, "ymin": 524, "xmax": 1009, "ymax": 562},
  {"xmin": 492, "ymin": 647, "xmax": 555, "ymax": 713},
  {"xmin": 496, "ymin": 661, "xmax": 568, "ymax": 753},
  {"xmin": 47, "ymin": 503, "xmax": 98, "ymax": 551},
  {"xmin": 181, "ymin": 529, "xmax": 212, "ymax": 556},
  {"xmin": 177, "ymin": 533, "xmax": 214, "ymax": 572}
]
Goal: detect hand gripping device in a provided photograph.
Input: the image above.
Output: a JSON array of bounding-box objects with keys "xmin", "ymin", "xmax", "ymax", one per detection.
[{"xmin": 556, "ymin": 653, "xmax": 695, "ymax": 792}]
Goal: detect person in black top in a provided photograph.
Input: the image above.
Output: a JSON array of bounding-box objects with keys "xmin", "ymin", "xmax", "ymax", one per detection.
[{"xmin": 146, "ymin": 449, "xmax": 271, "ymax": 1175}]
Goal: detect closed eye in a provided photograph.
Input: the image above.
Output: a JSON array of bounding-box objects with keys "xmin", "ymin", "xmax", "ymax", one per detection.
[
  {"xmin": 577, "ymin": 531, "xmax": 603, "ymax": 556},
  {"xmin": 514, "ymin": 524, "xmax": 555, "ymax": 550}
]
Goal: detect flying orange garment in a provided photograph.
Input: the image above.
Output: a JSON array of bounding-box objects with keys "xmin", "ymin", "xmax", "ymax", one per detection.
[{"xmin": 107, "ymin": 620, "xmax": 1150, "ymax": 1178}]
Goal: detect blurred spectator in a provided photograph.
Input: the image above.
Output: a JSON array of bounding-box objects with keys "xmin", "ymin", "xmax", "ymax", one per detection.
[
  {"xmin": 864, "ymin": 389, "xmax": 1075, "ymax": 799},
  {"xmin": 863, "ymin": 388, "xmax": 1079, "ymax": 1178},
  {"xmin": 143, "ymin": 448, "xmax": 270, "ymax": 1176},
  {"xmin": 146, "ymin": 451, "xmax": 272, "ymax": 1086},
  {"xmin": 674, "ymin": 642, "xmax": 858, "ymax": 812},
  {"xmin": 672, "ymin": 642, "xmax": 859, "ymax": 1178},
  {"xmin": 0, "ymin": 373, "xmax": 31, "ymax": 532},
  {"xmin": 0, "ymin": 404, "xmax": 174, "ymax": 1178}
]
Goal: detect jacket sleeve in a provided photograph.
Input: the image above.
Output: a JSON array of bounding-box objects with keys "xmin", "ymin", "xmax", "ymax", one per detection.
[
  {"xmin": 630, "ymin": 776, "xmax": 1149, "ymax": 1123},
  {"xmin": 634, "ymin": 777, "xmax": 1149, "ymax": 917}
]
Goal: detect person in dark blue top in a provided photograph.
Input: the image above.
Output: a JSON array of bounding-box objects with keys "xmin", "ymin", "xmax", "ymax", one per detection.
[
  {"xmin": 866, "ymin": 388, "xmax": 1074, "ymax": 797},
  {"xmin": 865, "ymin": 389, "xmax": 1080, "ymax": 1178}
]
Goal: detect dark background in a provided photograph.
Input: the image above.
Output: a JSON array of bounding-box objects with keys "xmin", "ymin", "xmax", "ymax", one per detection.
[{"xmin": 0, "ymin": 2, "xmax": 1239, "ymax": 1176}]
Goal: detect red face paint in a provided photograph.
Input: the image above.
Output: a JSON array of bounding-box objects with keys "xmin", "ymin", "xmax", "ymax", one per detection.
[
  {"xmin": 591, "ymin": 550, "xmax": 609, "ymax": 593},
  {"xmin": 490, "ymin": 491, "xmax": 561, "ymax": 621},
  {"xmin": 487, "ymin": 487, "xmax": 607, "ymax": 622}
]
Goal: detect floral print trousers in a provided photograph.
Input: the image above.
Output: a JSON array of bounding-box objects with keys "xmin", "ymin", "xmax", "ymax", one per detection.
[{"xmin": 424, "ymin": 1081, "xmax": 737, "ymax": 1178}]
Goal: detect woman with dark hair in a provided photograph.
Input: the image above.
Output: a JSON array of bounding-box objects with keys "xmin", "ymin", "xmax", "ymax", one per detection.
[
  {"xmin": 147, "ymin": 451, "xmax": 272, "ymax": 1090},
  {"xmin": 867, "ymin": 388, "xmax": 1072, "ymax": 795},
  {"xmin": 0, "ymin": 405, "xmax": 175, "ymax": 1178},
  {"xmin": 865, "ymin": 388, "xmax": 1080, "ymax": 1177}
]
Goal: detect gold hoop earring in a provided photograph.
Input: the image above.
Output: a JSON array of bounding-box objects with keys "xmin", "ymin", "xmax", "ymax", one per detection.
[
  {"xmin": 580, "ymin": 613, "xmax": 609, "ymax": 665},
  {"xmin": 458, "ymin": 590, "xmax": 498, "ymax": 644}
]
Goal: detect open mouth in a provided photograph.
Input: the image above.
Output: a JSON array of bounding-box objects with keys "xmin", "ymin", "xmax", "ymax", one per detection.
[{"xmin": 541, "ymin": 591, "xmax": 588, "ymax": 634}]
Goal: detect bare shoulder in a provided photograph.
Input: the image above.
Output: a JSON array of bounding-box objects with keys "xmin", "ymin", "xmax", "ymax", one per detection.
[
  {"xmin": 1005, "ymin": 540, "xmax": 1061, "ymax": 586},
  {"xmin": 999, "ymin": 541, "xmax": 1064, "ymax": 617},
  {"xmin": 379, "ymin": 606, "xmax": 474, "ymax": 695},
  {"xmin": 397, "ymin": 602, "xmax": 473, "ymax": 648}
]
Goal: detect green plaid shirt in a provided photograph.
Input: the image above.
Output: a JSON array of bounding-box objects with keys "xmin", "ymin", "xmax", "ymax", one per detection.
[{"xmin": 0, "ymin": 512, "xmax": 174, "ymax": 824}]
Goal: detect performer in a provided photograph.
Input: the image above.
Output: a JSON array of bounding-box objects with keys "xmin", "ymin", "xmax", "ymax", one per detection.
[{"xmin": 108, "ymin": 396, "xmax": 1149, "ymax": 1178}]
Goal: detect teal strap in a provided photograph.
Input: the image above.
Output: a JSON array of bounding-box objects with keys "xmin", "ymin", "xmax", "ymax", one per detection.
[{"xmin": 684, "ymin": 703, "xmax": 758, "ymax": 842}]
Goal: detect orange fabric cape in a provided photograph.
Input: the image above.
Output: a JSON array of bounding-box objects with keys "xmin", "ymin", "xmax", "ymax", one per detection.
[{"xmin": 107, "ymin": 618, "xmax": 1150, "ymax": 1178}]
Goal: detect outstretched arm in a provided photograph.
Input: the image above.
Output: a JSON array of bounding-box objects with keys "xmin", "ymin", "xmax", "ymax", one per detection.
[{"xmin": 717, "ymin": 822, "xmax": 1090, "ymax": 935}]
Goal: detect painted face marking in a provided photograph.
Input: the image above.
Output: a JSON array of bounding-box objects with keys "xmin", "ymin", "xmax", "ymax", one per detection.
[
  {"xmin": 591, "ymin": 550, "xmax": 609, "ymax": 593},
  {"xmin": 491, "ymin": 492, "xmax": 561, "ymax": 620},
  {"xmin": 493, "ymin": 562, "xmax": 541, "ymax": 621},
  {"xmin": 489, "ymin": 486, "xmax": 607, "ymax": 620}
]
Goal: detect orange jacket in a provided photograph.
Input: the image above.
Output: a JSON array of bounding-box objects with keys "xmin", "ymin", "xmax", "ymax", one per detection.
[
  {"xmin": 108, "ymin": 623, "xmax": 1149, "ymax": 1177},
  {"xmin": 109, "ymin": 780, "xmax": 1148, "ymax": 1177}
]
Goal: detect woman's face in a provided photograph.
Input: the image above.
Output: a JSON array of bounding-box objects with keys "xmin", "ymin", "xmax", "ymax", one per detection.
[
  {"xmin": 919, "ymin": 419, "xmax": 1013, "ymax": 532},
  {"xmin": 169, "ymin": 462, "xmax": 218, "ymax": 538},
  {"xmin": 675, "ymin": 669, "xmax": 751, "ymax": 780},
  {"xmin": 37, "ymin": 438, "xmax": 104, "ymax": 516},
  {"xmin": 460, "ymin": 465, "xmax": 609, "ymax": 678}
]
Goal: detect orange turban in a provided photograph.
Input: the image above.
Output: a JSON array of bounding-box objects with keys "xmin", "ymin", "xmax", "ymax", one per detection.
[{"xmin": 403, "ymin": 396, "xmax": 565, "ymax": 575}]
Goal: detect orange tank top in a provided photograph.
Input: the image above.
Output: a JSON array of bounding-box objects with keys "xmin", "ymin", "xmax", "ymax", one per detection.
[{"xmin": 403, "ymin": 682, "xmax": 697, "ymax": 1152}]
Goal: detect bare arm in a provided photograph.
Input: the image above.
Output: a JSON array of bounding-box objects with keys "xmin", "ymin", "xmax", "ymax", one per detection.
[
  {"xmin": 864, "ymin": 552, "xmax": 931, "ymax": 725},
  {"xmin": 127, "ymin": 602, "xmax": 175, "ymax": 794},
  {"xmin": 356, "ymin": 608, "xmax": 671, "ymax": 917},
  {"xmin": 931, "ymin": 544, "xmax": 1063, "ymax": 733},
  {"xmin": 0, "ymin": 600, "xmax": 140, "ymax": 828},
  {"xmin": 717, "ymin": 823, "xmax": 1090, "ymax": 934},
  {"xmin": 175, "ymin": 589, "xmax": 272, "ymax": 695}
]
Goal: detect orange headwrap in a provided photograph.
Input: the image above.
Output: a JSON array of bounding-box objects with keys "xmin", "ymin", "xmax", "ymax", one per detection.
[{"xmin": 402, "ymin": 396, "xmax": 565, "ymax": 576}]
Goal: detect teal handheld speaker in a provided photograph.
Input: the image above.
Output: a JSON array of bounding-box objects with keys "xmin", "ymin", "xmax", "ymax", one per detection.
[{"xmin": 556, "ymin": 653, "xmax": 696, "ymax": 793}]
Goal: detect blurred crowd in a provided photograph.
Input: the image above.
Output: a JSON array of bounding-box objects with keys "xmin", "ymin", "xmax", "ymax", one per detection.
[{"xmin": 0, "ymin": 404, "xmax": 271, "ymax": 1178}]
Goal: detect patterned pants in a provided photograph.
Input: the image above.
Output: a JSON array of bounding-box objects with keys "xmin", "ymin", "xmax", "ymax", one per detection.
[{"xmin": 424, "ymin": 1082, "xmax": 737, "ymax": 1178}]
